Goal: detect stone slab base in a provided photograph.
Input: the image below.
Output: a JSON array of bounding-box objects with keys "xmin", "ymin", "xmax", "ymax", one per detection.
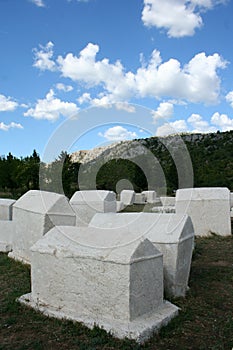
[
  {"xmin": 18, "ymin": 293, "xmax": 179, "ymax": 343},
  {"xmin": 0, "ymin": 242, "xmax": 12, "ymax": 253},
  {"xmin": 8, "ymin": 251, "xmax": 30, "ymax": 265}
]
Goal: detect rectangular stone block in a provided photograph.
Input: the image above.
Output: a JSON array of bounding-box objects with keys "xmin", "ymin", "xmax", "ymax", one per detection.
[
  {"xmin": 134, "ymin": 193, "xmax": 146, "ymax": 204},
  {"xmin": 176, "ymin": 187, "xmax": 231, "ymax": 237},
  {"xmin": 19, "ymin": 225, "xmax": 178, "ymax": 343},
  {"xmin": 70, "ymin": 190, "xmax": 117, "ymax": 226},
  {"xmin": 90, "ymin": 213, "xmax": 194, "ymax": 298},
  {"xmin": 116, "ymin": 201, "xmax": 125, "ymax": 212},
  {"xmin": 8, "ymin": 190, "xmax": 76, "ymax": 264},
  {"xmin": 160, "ymin": 196, "xmax": 175, "ymax": 207},
  {"xmin": 0, "ymin": 220, "xmax": 15, "ymax": 252},
  {"xmin": 0, "ymin": 199, "xmax": 16, "ymax": 220},
  {"xmin": 120, "ymin": 190, "xmax": 135, "ymax": 206},
  {"xmin": 142, "ymin": 191, "xmax": 158, "ymax": 204}
]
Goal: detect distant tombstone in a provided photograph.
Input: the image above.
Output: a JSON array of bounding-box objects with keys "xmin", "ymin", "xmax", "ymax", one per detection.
[
  {"xmin": 70, "ymin": 190, "xmax": 116, "ymax": 226},
  {"xmin": 0, "ymin": 221, "xmax": 15, "ymax": 252},
  {"xmin": 8, "ymin": 190, "xmax": 76, "ymax": 264},
  {"xmin": 120, "ymin": 190, "xmax": 135, "ymax": 206},
  {"xmin": 151, "ymin": 206, "xmax": 175, "ymax": 213},
  {"xmin": 0, "ymin": 199, "xmax": 15, "ymax": 220},
  {"xmin": 141, "ymin": 191, "xmax": 158, "ymax": 204},
  {"xmin": 134, "ymin": 193, "xmax": 146, "ymax": 204},
  {"xmin": 176, "ymin": 187, "xmax": 231, "ymax": 237},
  {"xmin": 160, "ymin": 196, "xmax": 175, "ymax": 207},
  {"xmin": 116, "ymin": 201, "xmax": 125, "ymax": 212},
  {"xmin": 90, "ymin": 212, "xmax": 194, "ymax": 298},
  {"xmin": 19, "ymin": 225, "xmax": 178, "ymax": 343}
]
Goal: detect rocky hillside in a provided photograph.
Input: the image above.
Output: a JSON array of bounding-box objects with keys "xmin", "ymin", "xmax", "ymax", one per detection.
[{"xmin": 70, "ymin": 130, "xmax": 233, "ymax": 194}]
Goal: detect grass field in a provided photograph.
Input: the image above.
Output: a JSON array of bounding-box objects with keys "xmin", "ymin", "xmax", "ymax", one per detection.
[{"xmin": 0, "ymin": 234, "xmax": 233, "ymax": 350}]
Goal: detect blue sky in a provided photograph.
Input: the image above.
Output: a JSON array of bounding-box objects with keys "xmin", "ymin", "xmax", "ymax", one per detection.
[{"xmin": 1, "ymin": 0, "xmax": 233, "ymax": 159}]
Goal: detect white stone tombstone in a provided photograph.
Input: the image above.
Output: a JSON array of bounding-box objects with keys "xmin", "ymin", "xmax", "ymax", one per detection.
[
  {"xmin": 0, "ymin": 198, "xmax": 16, "ymax": 252},
  {"xmin": 151, "ymin": 206, "xmax": 176, "ymax": 213},
  {"xmin": 8, "ymin": 190, "xmax": 76, "ymax": 264},
  {"xmin": 176, "ymin": 187, "xmax": 231, "ymax": 237},
  {"xmin": 0, "ymin": 221, "xmax": 15, "ymax": 252},
  {"xmin": 0, "ymin": 199, "xmax": 16, "ymax": 220},
  {"xmin": 116, "ymin": 201, "xmax": 125, "ymax": 212},
  {"xmin": 90, "ymin": 213, "xmax": 194, "ymax": 298},
  {"xmin": 230, "ymin": 193, "xmax": 233, "ymax": 208},
  {"xmin": 70, "ymin": 190, "xmax": 116, "ymax": 226},
  {"xmin": 134, "ymin": 193, "xmax": 146, "ymax": 204},
  {"xmin": 142, "ymin": 191, "xmax": 158, "ymax": 204},
  {"xmin": 160, "ymin": 197, "xmax": 175, "ymax": 207},
  {"xmin": 120, "ymin": 190, "xmax": 135, "ymax": 206},
  {"xmin": 19, "ymin": 225, "xmax": 178, "ymax": 343}
]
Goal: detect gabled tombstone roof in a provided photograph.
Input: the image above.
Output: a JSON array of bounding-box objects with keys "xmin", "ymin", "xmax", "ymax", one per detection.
[
  {"xmin": 70, "ymin": 190, "xmax": 116, "ymax": 204},
  {"xmin": 14, "ymin": 190, "xmax": 74, "ymax": 215},
  {"xmin": 90, "ymin": 213, "xmax": 194, "ymax": 244},
  {"xmin": 0, "ymin": 199, "xmax": 16, "ymax": 207},
  {"xmin": 31, "ymin": 225, "xmax": 161, "ymax": 264}
]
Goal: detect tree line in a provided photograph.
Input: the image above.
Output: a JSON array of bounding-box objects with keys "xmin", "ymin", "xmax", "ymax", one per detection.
[{"xmin": 0, "ymin": 130, "xmax": 232, "ymax": 199}]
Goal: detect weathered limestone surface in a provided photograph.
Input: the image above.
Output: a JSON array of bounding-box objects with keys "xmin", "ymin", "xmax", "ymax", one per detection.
[
  {"xmin": 8, "ymin": 190, "xmax": 76, "ymax": 264},
  {"xmin": 0, "ymin": 199, "xmax": 16, "ymax": 220},
  {"xmin": 151, "ymin": 206, "xmax": 176, "ymax": 213},
  {"xmin": 160, "ymin": 197, "xmax": 175, "ymax": 207},
  {"xmin": 134, "ymin": 193, "xmax": 146, "ymax": 204},
  {"xmin": 116, "ymin": 201, "xmax": 125, "ymax": 212},
  {"xmin": 176, "ymin": 187, "xmax": 231, "ymax": 237},
  {"xmin": 230, "ymin": 193, "xmax": 233, "ymax": 208},
  {"xmin": 90, "ymin": 213, "xmax": 194, "ymax": 297},
  {"xmin": 70, "ymin": 190, "xmax": 117, "ymax": 226},
  {"xmin": 120, "ymin": 190, "xmax": 135, "ymax": 206},
  {"xmin": 142, "ymin": 191, "xmax": 158, "ymax": 204},
  {"xmin": 0, "ymin": 198, "xmax": 16, "ymax": 252},
  {"xmin": 0, "ymin": 220, "xmax": 15, "ymax": 252},
  {"xmin": 19, "ymin": 225, "xmax": 178, "ymax": 343}
]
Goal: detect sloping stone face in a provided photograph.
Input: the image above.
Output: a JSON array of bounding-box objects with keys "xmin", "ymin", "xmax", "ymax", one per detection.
[
  {"xmin": 120, "ymin": 190, "xmax": 135, "ymax": 206},
  {"xmin": 90, "ymin": 212, "xmax": 194, "ymax": 297},
  {"xmin": 8, "ymin": 190, "xmax": 75, "ymax": 263},
  {"xmin": 70, "ymin": 190, "xmax": 116, "ymax": 226},
  {"xmin": 0, "ymin": 199, "xmax": 15, "ymax": 220}
]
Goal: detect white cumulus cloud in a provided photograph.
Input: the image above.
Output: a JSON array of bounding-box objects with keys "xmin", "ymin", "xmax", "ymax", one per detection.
[
  {"xmin": 211, "ymin": 112, "xmax": 233, "ymax": 131},
  {"xmin": 99, "ymin": 126, "xmax": 137, "ymax": 141},
  {"xmin": 33, "ymin": 42, "xmax": 57, "ymax": 71},
  {"xmin": 0, "ymin": 94, "xmax": 18, "ymax": 112},
  {"xmin": 225, "ymin": 91, "xmax": 233, "ymax": 108},
  {"xmin": 152, "ymin": 102, "xmax": 174, "ymax": 122},
  {"xmin": 0, "ymin": 122, "xmax": 23, "ymax": 131},
  {"xmin": 24, "ymin": 89, "xmax": 78, "ymax": 121},
  {"xmin": 156, "ymin": 119, "xmax": 187, "ymax": 136},
  {"xmin": 33, "ymin": 42, "xmax": 227, "ymax": 105},
  {"xmin": 142, "ymin": 0, "xmax": 227, "ymax": 38},
  {"xmin": 30, "ymin": 0, "xmax": 45, "ymax": 7},
  {"xmin": 187, "ymin": 113, "xmax": 216, "ymax": 133},
  {"xmin": 56, "ymin": 83, "xmax": 73, "ymax": 92}
]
